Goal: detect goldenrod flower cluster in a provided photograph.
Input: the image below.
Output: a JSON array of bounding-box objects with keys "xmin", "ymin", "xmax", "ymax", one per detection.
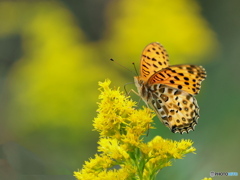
[{"xmin": 74, "ymin": 79, "xmax": 196, "ymax": 180}]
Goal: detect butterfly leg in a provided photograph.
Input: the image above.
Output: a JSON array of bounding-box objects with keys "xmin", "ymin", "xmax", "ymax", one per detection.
[
  {"xmin": 126, "ymin": 88, "xmax": 139, "ymax": 96},
  {"xmin": 127, "ymin": 89, "xmax": 151, "ymax": 109},
  {"xmin": 123, "ymin": 82, "xmax": 134, "ymax": 96}
]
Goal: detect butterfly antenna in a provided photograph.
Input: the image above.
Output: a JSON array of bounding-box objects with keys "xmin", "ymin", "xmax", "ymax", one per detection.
[
  {"xmin": 132, "ymin": 62, "xmax": 140, "ymax": 81},
  {"xmin": 132, "ymin": 62, "xmax": 139, "ymax": 76},
  {"xmin": 110, "ymin": 58, "xmax": 136, "ymax": 76},
  {"xmin": 110, "ymin": 58, "xmax": 137, "ymax": 95}
]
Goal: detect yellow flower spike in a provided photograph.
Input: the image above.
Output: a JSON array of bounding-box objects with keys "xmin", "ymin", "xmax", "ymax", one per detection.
[
  {"xmin": 202, "ymin": 178, "xmax": 213, "ymax": 180},
  {"xmin": 83, "ymin": 154, "xmax": 113, "ymax": 171},
  {"xmin": 127, "ymin": 107, "xmax": 155, "ymax": 133},
  {"xmin": 93, "ymin": 79, "xmax": 137, "ymax": 138},
  {"xmin": 74, "ymin": 79, "xmax": 198, "ymax": 180},
  {"xmin": 139, "ymin": 143, "xmax": 151, "ymax": 156},
  {"xmin": 98, "ymin": 138, "xmax": 129, "ymax": 160},
  {"xmin": 121, "ymin": 130, "xmax": 141, "ymax": 148},
  {"xmin": 142, "ymin": 135, "xmax": 196, "ymax": 176}
]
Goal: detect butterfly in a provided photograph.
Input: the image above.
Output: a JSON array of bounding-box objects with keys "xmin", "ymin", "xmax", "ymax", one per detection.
[{"xmin": 134, "ymin": 42, "xmax": 206, "ymax": 134}]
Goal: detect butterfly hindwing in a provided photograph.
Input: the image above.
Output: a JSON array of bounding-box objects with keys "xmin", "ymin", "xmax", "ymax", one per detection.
[{"xmin": 149, "ymin": 84, "xmax": 199, "ymax": 134}]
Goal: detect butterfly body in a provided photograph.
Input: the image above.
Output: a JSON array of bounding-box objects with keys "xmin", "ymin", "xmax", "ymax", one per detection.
[{"xmin": 134, "ymin": 42, "xmax": 206, "ymax": 134}]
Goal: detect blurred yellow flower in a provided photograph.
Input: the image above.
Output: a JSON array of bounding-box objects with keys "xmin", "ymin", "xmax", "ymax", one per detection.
[
  {"xmin": 74, "ymin": 79, "xmax": 197, "ymax": 180},
  {"xmin": 201, "ymin": 178, "xmax": 212, "ymax": 180},
  {"xmin": 105, "ymin": 0, "xmax": 218, "ymax": 64}
]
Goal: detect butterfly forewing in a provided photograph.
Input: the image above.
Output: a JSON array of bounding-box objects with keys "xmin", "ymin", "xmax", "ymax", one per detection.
[
  {"xmin": 134, "ymin": 42, "xmax": 206, "ymax": 134},
  {"xmin": 140, "ymin": 42, "xmax": 169, "ymax": 82},
  {"xmin": 148, "ymin": 65, "xmax": 207, "ymax": 95}
]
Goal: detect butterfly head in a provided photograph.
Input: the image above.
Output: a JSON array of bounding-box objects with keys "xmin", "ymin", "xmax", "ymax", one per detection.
[
  {"xmin": 134, "ymin": 76, "xmax": 145, "ymax": 85},
  {"xmin": 134, "ymin": 76, "xmax": 148, "ymax": 92},
  {"xmin": 134, "ymin": 76, "xmax": 150, "ymax": 104}
]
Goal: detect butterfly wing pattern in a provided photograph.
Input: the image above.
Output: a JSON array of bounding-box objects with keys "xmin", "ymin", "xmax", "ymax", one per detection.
[{"xmin": 134, "ymin": 42, "xmax": 206, "ymax": 134}]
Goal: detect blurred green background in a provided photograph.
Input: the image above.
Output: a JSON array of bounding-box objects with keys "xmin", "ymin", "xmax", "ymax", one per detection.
[{"xmin": 0, "ymin": 0, "xmax": 239, "ymax": 179}]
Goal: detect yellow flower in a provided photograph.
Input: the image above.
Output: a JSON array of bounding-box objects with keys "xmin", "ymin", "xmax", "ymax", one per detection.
[
  {"xmin": 74, "ymin": 79, "xmax": 197, "ymax": 180},
  {"xmin": 98, "ymin": 138, "xmax": 129, "ymax": 160},
  {"xmin": 93, "ymin": 79, "xmax": 137, "ymax": 138},
  {"xmin": 201, "ymin": 178, "xmax": 212, "ymax": 180}
]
